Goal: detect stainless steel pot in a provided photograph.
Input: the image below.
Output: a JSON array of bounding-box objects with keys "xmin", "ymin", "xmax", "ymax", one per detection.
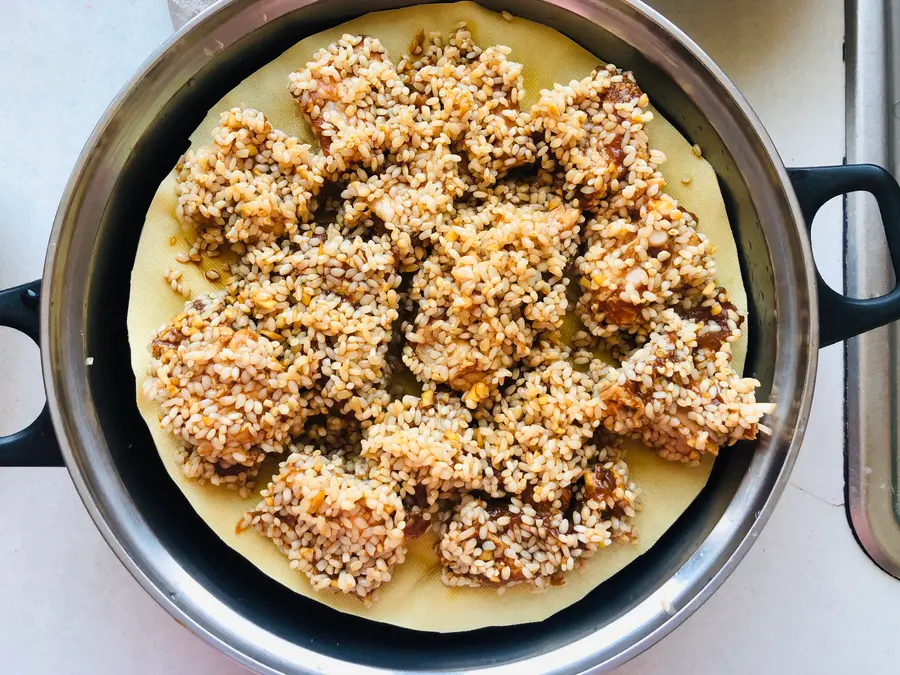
[{"xmin": 3, "ymin": 0, "xmax": 900, "ymax": 673}]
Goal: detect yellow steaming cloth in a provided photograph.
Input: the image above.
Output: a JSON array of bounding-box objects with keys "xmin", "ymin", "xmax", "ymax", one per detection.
[{"xmin": 127, "ymin": 1, "xmax": 748, "ymax": 632}]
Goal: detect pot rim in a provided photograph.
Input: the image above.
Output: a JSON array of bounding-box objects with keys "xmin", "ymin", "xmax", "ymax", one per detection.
[{"xmin": 40, "ymin": 0, "xmax": 819, "ymax": 673}]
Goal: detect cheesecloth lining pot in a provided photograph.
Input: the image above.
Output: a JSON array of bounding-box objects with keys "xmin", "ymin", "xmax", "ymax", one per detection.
[{"xmin": 127, "ymin": 1, "xmax": 748, "ymax": 633}]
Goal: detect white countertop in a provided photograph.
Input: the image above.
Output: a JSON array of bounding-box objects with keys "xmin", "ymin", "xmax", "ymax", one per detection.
[{"xmin": 1, "ymin": 1, "xmax": 898, "ymax": 673}]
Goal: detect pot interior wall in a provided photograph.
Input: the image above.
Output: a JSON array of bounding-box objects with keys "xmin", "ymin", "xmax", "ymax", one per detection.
[{"xmin": 82, "ymin": 0, "xmax": 776, "ymax": 669}]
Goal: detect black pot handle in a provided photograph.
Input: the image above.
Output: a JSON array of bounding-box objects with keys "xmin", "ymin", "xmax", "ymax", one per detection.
[
  {"xmin": 0, "ymin": 280, "xmax": 63, "ymax": 466},
  {"xmin": 788, "ymin": 164, "xmax": 900, "ymax": 347}
]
